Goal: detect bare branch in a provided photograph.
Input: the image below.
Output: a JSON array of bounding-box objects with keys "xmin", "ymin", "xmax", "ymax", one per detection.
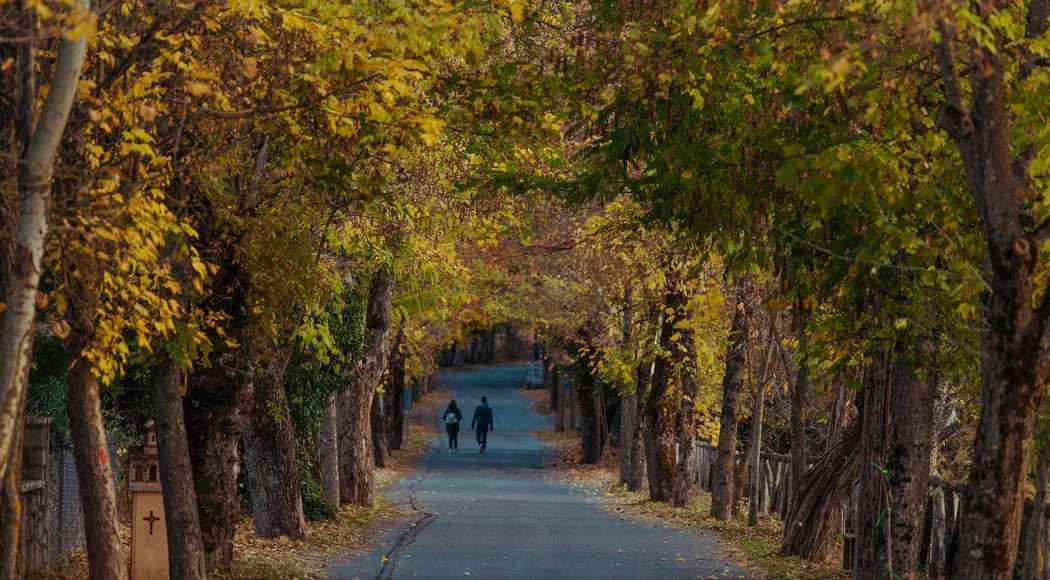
[{"xmin": 933, "ymin": 19, "xmax": 973, "ymax": 141}]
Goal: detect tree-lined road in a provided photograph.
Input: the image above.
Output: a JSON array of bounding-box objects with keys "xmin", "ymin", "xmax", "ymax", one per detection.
[{"xmin": 329, "ymin": 365, "xmax": 748, "ymax": 580}]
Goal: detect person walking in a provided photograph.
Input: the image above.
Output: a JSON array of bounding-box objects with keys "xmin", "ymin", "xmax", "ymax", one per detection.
[
  {"xmin": 471, "ymin": 396, "xmax": 494, "ymax": 452},
  {"xmin": 443, "ymin": 400, "xmax": 462, "ymax": 452}
]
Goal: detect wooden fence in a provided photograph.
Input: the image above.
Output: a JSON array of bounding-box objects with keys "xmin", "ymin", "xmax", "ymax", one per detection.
[
  {"xmin": 21, "ymin": 417, "xmax": 50, "ymax": 575},
  {"xmin": 687, "ymin": 442, "xmax": 1050, "ymax": 578}
]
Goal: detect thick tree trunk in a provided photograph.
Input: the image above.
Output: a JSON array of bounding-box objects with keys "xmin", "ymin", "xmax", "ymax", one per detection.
[
  {"xmin": 885, "ymin": 347, "xmax": 937, "ymax": 578},
  {"xmin": 643, "ymin": 284, "xmax": 685, "ymax": 502},
  {"xmin": 855, "ymin": 344, "xmax": 937, "ymax": 579},
  {"xmin": 0, "ymin": 2, "xmax": 88, "ymax": 483},
  {"xmin": 780, "ymin": 418, "xmax": 861, "ymax": 561},
  {"xmin": 1021, "ymin": 438, "xmax": 1050, "ymax": 580},
  {"xmin": 372, "ymin": 392, "xmax": 389, "ymax": 468},
  {"xmin": 855, "ymin": 348, "xmax": 893, "ymax": 577},
  {"xmin": 153, "ymin": 359, "xmax": 207, "ymax": 580},
  {"xmin": 245, "ymin": 346, "xmax": 306, "ymax": 539},
  {"xmin": 934, "ymin": 8, "xmax": 1050, "ymax": 577},
  {"xmin": 318, "ymin": 394, "xmax": 340, "ymax": 506},
  {"xmin": 337, "ymin": 388, "xmax": 375, "ymax": 505},
  {"xmin": 731, "ymin": 437, "xmax": 751, "ymax": 517},
  {"xmin": 711, "ymin": 296, "xmax": 749, "ymax": 520},
  {"xmin": 619, "ymin": 390, "xmax": 637, "ymax": 485},
  {"xmin": 747, "ymin": 379, "xmax": 766, "ymax": 527},
  {"xmin": 338, "ymin": 269, "xmax": 394, "ymax": 506},
  {"xmin": 389, "ymin": 339, "xmax": 405, "ymax": 451},
  {"xmin": 674, "ymin": 368, "xmax": 697, "ymax": 507},
  {"xmin": 578, "ymin": 347, "xmax": 604, "ymax": 464},
  {"xmin": 627, "ymin": 363, "xmax": 649, "ymax": 491},
  {"xmin": 66, "ymin": 323, "xmax": 127, "ymax": 579},
  {"xmin": 0, "ymin": 385, "xmax": 26, "ymax": 580},
  {"xmin": 185, "ymin": 345, "xmax": 254, "ymax": 571},
  {"xmin": 789, "ymin": 309, "xmax": 810, "ymax": 501}
]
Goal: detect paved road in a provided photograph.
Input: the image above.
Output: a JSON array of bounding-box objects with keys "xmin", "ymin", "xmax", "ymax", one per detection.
[{"xmin": 328, "ymin": 365, "xmax": 749, "ymax": 580}]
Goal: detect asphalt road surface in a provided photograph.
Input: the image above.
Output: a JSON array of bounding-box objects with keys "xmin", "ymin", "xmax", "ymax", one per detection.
[{"xmin": 328, "ymin": 364, "xmax": 750, "ymax": 580}]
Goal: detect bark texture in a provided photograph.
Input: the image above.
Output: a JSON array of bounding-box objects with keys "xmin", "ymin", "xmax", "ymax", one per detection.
[
  {"xmin": 338, "ymin": 269, "xmax": 395, "ymax": 506},
  {"xmin": 245, "ymin": 345, "xmax": 306, "ymax": 539},
  {"xmin": 66, "ymin": 319, "xmax": 127, "ymax": 579},
  {"xmin": 0, "ymin": 382, "xmax": 26, "ymax": 580},
  {"xmin": 626, "ymin": 363, "xmax": 649, "ymax": 491},
  {"xmin": 577, "ymin": 340, "xmax": 605, "ymax": 464},
  {"xmin": 153, "ymin": 359, "xmax": 207, "ymax": 580},
  {"xmin": 1021, "ymin": 438, "xmax": 1050, "ymax": 580},
  {"xmin": 934, "ymin": 5, "xmax": 1050, "ymax": 577},
  {"xmin": 643, "ymin": 284, "xmax": 685, "ymax": 502},
  {"xmin": 855, "ymin": 348, "xmax": 893, "ymax": 578},
  {"xmin": 185, "ymin": 351, "xmax": 253, "ymax": 571},
  {"xmin": 389, "ymin": 333, "xmax": 405, "ymax": 451},
  {"xmin": 789, "ymin": 303, "xmax": 810, "ymax": 501},
  {"xmin": 854, "ymin": 344, "xmax": 935, "ymax": 579},
  {"xmin": 673, "ymin": 368, "xmax": 697, "ymax": 507},
  {"xmin": 370, "ymin": 393, "xmax": 388, "ymax": 469},
  {"xmin": 0, "ymin": 0, "xmax": 88, "ymax": 483},
  {"xmin": 780, "ymin": 418, "xmax": 861, "ymax": 561},
  {"xmin": 318, "ymin": 394, "xmax": 340, "ymax": 506},
  {"xmin": 885, "ymin": 349, "xmax": 937, "ymax": 578},
  {"xmin": 618, "ymin": 390, "xmax": 638, "ymax": 485},
  {"xmin": 711, "ymin": 296, "xmax": 749, "ymax": 520}
]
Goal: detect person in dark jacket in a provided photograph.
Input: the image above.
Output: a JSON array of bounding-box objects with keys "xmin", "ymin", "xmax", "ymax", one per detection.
[
  {"xmin": 471, "ymin": 396, "xmax": 494, "ymax": 452},
  {"xmin": 443, "ymin": 400, "xmax": 463, "ymax": 452}
]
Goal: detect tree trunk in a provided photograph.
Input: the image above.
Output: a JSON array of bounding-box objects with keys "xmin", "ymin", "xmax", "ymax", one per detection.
[
  {"xmin": 643, "ymin": 283, "xmax": 685, "ymax": 503},
  {"xmin": 0, "ymin": 0, "xmax": 88, "ymax": 483},
  {"xmin": 885, "ymin": 346, "xmax": 937, "ymax": 578},
  {"xmin": 318, "ymin": 394, "xmax": 340, "ymax": 506},
  {"xmin": 934, "ymin": 7, "xmax": 1050, "ymax": 576},
  {"xmin": 627, "ymin": 363, "xmax": 649, "ymax": 491},
  {"xmin": 389, "ymin": 336, "xmax": 405, "ymax": 451},
  {"xmin": 338, "ymin": 269, "xmax": 395, "ymax": 506},
  {"xmin": 789, "ymin": 304, "xmax": 810, "ymax": 501},
  {"xmin": 780, "ymin": 418, "xmax": 862, "ymax": 561},
  {"xmin": 712, "ymin": 295, "xmax": 749, "ymax": 520},
  {"xmin": 855, "ymin": 343, "xmax": 937, "ymax": 579},
  {"xmin": 855, "ymin": 348, "xmax": 893, "ymax": 578},
  {"xmin": 674, "ymin": 368, "xmax": 697, "ymax": 507},
  {"xmin": 185, "ymin": 352, "xmax": 253, "ymax": 572},
  {"xmin": 0, "ymin": 383, "xmax": 26, "ymax": 580},
  {"xmin": 748, "ymin": 336, "xmax": 773, "ymax": 527},
  {"xmin": 152, "ymin": 359, "xmax": 207, "ymax": 580},
  {"xmin": 373, "ymin": 391, "xmax": 389, "ymax": 467},
  {"xmin": 747, "ymin": 378, "xmax": 766, "ymax": 527},
  {"xmin": 619, "ymin": 390, "xmax": 637, "ymax": 485},
  {"xmin": 731, "ymin": 436, "xmax": 751, "ymax": 517},
  {"xmin": 66, "ymin": 309, "xmax": 127, "ymax": 579},
  {"xmin": 578, "ymin": 344, "xmax": 603, "ymax": 464},
  {"xmin": 1021, "ymin": 437, "xmax": 1050, "ymax": 580},
  {"xmin": 245, "ymin": 346, "xmax": 306, "ymax": 539}
]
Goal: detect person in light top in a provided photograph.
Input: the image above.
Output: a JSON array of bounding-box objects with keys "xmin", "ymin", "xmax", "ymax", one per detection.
[{"xmin": 443, "ymin": 399, "xmax": 462, "ymax": 452}]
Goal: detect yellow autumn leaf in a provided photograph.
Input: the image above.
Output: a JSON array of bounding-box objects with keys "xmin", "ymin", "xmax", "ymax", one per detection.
[
  {"xmin": 52, "ymin": 320, "xmax": 71, "ymax": 340},
  {"xmin": 509, "ymin": 1, "xmax": 524, "ymax": 22},
  {"xmin": 186, "ymin": 82, "xmax": 211, "ymax": 97}
]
